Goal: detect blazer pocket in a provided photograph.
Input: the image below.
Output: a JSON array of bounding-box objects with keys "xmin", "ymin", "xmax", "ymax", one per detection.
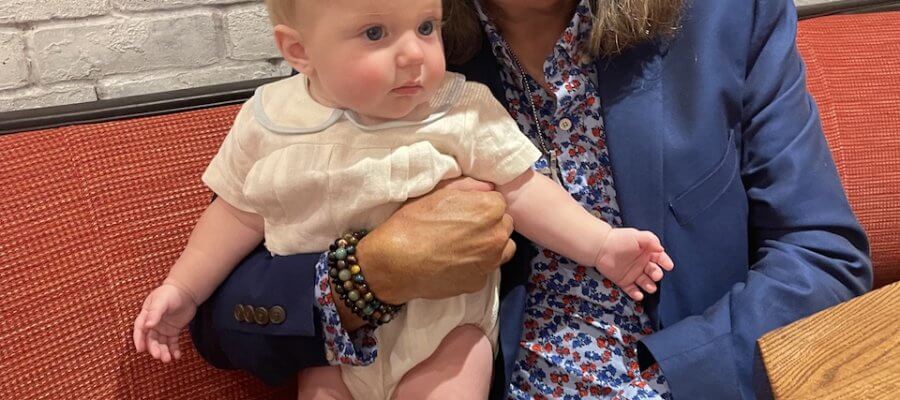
[{"xmin": 669, "ymin": 128, "xmax": 739, "ymax": 225}]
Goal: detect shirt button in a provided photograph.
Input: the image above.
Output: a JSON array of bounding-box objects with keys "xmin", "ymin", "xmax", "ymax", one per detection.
[{"xmin": 558, "ymin": 118, "xmax": 573, "ymax": 131}]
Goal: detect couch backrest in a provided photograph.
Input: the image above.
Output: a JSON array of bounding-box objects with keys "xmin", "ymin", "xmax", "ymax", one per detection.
[
  {"xmin": 0, "ymin": 10, "xmax": 898, "ymax": 400},
  {"xmin": 0, "ymin": 107, "xmax": 294, "ymax": 399},
  {"xmin": 797, "ymin": 11, "xmax": 900, "ymax": 288}
]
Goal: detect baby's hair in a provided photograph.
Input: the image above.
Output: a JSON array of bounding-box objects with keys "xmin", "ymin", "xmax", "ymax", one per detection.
[{"xmin": 264, "ymin": 0, "xmax": 296, "ymax": 26}]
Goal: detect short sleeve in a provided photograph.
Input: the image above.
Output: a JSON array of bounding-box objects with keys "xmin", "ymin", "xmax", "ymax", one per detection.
[
  {"xmin": 455, "ymin": 84, "xmax": 541, "ymax": 185},
  {"xmin": 201, "ymin": 101, "xmax": 260, "ymax": 213}
]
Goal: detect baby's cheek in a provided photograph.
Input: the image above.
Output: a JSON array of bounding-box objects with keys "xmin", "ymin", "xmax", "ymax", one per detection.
[
  {"xmin": 425, "ymin": 64, "xmax": 446, "ymax": 90},
  {"xmin": 343, "ymin": 66, "xmax": 388, "ymax": 98}
]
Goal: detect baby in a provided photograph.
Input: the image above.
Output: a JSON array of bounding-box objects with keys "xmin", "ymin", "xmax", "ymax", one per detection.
[{"xmin": 133, "ymin": 0, "xmax": 674, "ymax": 398}]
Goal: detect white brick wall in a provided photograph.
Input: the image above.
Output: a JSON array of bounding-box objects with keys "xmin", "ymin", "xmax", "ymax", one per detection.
[
  {"xmin": 224, "ymin": 4, "xmax": 281, "ymax": 60},
  {"xmin": 0, "ymin": 1, "xmax": 108, "ymax": 24},
  {"xmin": 0, "ymin": 0, "xmax": 289, "ymax": 112},
  {"xmin": 96, "ymin": 60, "xmax": 288, "ymax": 98},
  {"xmin": 0, "ymin": 83, "xmax": 98, "ymax": 112},
  {"xmin": 112, "ymin": 0, "xmax": 250, "ymax": 12},
  {"xmin": 0, "ymin": 30, "xmax": 29, "ymax": 90}
]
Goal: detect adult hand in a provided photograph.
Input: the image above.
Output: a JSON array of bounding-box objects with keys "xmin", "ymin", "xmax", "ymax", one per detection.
[{"xmin": 357, "ymin": 177, "xmax": 516, "ymax": 305}]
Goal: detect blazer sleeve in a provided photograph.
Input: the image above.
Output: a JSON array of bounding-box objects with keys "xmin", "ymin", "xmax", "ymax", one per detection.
[
  {"xmin": 638, "ymin": 1, "xmax": 872, "ymax": 398},
  {"xmin": 189, "ymin": 243, "xmax": 329, "ymax": 385}
]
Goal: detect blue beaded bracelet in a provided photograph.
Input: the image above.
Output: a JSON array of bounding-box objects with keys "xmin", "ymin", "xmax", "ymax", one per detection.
[{"xmin": 328, "ymin": 230, "xmax": 403, "ymax": 326}]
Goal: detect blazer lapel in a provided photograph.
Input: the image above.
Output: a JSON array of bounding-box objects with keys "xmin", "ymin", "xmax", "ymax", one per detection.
[
  {"xmin": 596, "ymin": 41, "xmax": 669, "ymax": 325},
  {"xmin": 596, "ymin": 41, "xmax": 668, "ymax": 240}
]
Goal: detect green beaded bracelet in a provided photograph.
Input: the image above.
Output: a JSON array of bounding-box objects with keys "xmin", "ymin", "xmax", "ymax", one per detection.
[{"xmin": 328, "ymin": 230, "xmax": 403, "ymax": 326}]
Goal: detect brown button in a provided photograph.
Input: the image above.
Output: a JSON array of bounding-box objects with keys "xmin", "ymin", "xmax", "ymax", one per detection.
[
  {"xmin": 241, "ymin": 305, "xmax": 252, "ymax": 323},
  {"xmin": 269, "ymin": 306, "xmax": 286, "ymax": 324},
  {"xmin": 253, "ymin": 306, "xmax": 269, "ymax": 325},
  {"xmin": 233, "ymin": 304, "xmax": 247, "ymax": 322}
]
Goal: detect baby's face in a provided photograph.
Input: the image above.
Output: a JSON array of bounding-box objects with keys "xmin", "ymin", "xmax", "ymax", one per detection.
[{"xmin": 298, "ymin": 0, "xmax": 446, "ymax": 120}]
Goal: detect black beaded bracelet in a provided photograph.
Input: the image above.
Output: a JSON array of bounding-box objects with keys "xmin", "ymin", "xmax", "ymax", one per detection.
[{"xmin": 328, "ymin": 230, "xmax": 403, "ymax": 326}]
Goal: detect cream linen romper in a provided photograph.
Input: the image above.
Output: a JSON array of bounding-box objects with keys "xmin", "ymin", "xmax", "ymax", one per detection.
[{"xmin": 202, "ymin": 72, "xmax": 540, "ymax": 399}]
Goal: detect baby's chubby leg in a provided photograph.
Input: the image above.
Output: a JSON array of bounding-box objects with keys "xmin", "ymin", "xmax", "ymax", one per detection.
[
  {"xmin": 392, "ymin": 324, "xmax": 494, "ymax": 399},
  {"xmin": 297, "ymin": 365, "xmax": 354, "ymax": 400}
]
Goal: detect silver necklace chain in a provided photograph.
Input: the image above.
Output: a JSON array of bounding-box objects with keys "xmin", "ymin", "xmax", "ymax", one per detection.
[{"xmin": 499, "ymin": 41, "xmax": 562, "ymax": 183}]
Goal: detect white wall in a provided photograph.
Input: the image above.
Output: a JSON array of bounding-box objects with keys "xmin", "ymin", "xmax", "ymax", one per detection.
[
  {"xmin": 0, "ymin": 0, "xmax": 290, "ymax": 112},
  {"xmin": 0, "ymin": 0, "xmax": 848, "ymax": 112}
]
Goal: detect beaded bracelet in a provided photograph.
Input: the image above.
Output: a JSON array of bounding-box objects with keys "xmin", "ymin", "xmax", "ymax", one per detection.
[{"xmin": 328, "ymin": 230, "xmax": 403, "ymax": 326}]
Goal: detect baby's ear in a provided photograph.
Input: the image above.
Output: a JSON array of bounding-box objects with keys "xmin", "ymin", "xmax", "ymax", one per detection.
[{"xmin": 274, "ymin": 24, "xmax": 313, "ymax": 75}]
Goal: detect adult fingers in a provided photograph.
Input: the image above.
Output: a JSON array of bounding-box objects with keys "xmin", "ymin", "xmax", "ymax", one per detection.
[
  {"xmin": 501, "ymin": 213, "xmax": 514, "ymax": 237},
  {"xmin": 435, "ymin": 177, "xmax": 494, "ymax": 192},
  {"xmin": 500, "ymin": 239, "xmax": 517, "ymax": 266}
]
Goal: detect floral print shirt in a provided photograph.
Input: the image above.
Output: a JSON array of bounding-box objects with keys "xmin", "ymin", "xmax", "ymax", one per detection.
[{"xmin": 474, "ymin": 1, "xmax": 673, "ymax": 398}]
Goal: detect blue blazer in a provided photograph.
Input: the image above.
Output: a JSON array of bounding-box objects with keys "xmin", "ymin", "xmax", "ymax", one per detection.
[{"xmin": 190, "ymin": 0, "xmax": 872, "ymax": 398}]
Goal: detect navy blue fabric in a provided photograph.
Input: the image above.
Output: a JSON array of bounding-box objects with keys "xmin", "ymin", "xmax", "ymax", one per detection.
[
  {"xmin": 190, "ymin": 0, "xmax": 872, "ymax": 398},
  {"xmin": 189, "ymin": 244, "xmax": 325, "ymax": 385}
]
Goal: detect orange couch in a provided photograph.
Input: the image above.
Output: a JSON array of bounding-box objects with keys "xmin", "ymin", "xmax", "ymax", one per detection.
[{"xmin": 1, "ymin": 9, "xmax": 898, "ymax": 400}]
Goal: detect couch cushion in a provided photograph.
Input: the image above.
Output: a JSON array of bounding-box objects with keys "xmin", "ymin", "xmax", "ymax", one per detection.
[
  {"xmin": 797, "ymin": 11, "xmax": 900, "ymax": 289},
  {"xmin": 0, "ymin": 106, "xmax": 294, "ymax": 399}
]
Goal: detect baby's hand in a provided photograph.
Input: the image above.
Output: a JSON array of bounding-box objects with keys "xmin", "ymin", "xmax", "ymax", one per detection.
[
  {"xmin": 594, "ymin": 228, "xmax": 675, "ymax": 301},
  {"xmin": 132, "ymin": 283, "xmax": 198, "ymax": 363}
]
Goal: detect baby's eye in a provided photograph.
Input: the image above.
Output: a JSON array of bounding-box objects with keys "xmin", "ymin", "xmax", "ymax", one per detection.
[
  {"xmin": 365, "ymin": 26, "xmax": 384, "ymax": 41},
  {"xmin": 417, "ymin": 21, "xmax": 434, "ymax": 36}
]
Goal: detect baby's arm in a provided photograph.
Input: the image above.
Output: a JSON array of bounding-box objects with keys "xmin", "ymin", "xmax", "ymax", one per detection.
[
  {"xmin": 165, "ymin": 197, "xmax": 264, "ymax": 304},
  {"xmin": 498, "ymin": 169, "xmax": 610, "ymax": 267},
  {"xmin": 133, "ymin": 197, "xmax": 263, "ymax": 362},
  {"xmin": 497, "ymin": 169, "xmax": 673, "ymax": 299},
  {"xmin": 455, "ymin": 83, "xmax": 672, "ymax": 298}
]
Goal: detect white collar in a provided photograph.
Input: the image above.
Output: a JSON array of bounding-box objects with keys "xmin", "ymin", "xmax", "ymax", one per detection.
[{"xmin": 254, "ymin": 72, "xmax": 467, "ymax": 134}]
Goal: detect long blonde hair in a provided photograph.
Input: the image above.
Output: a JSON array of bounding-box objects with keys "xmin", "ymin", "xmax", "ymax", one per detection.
[{"xmin": 443, "ymin": 0, "xmax": 684, "ymax": 65}]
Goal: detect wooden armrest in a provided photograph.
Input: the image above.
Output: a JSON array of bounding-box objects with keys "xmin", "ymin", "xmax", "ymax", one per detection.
[{"xmin": 757, "ymin": 281, "xmax": 900, "ymax": 399}]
